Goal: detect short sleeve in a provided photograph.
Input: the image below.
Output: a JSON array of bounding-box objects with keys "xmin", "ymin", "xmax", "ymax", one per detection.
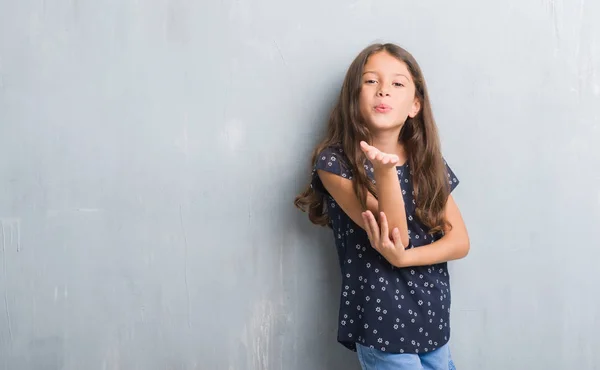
[
  {"xmin": 310, "ymin": 146, "xmax": 353, "ymax": 195},
  {"xmin": 443, "ymin": 158, "xmax": 459, "ymax": 193}
]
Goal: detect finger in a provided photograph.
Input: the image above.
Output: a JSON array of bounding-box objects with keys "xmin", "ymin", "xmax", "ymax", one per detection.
[
  {"xmin": 359, "ymin": 141, "xmax": 370, "ymax": 152},
  {"xmin": 361, "ymin": 212, "xmax": 374, "ymax": 245},
  {"xmin": 370, "ymin": 152, "xmax": 379, "ymax": 162},
  {"xmin": 366, "ymin": 211, "xmax": 381, "ymax": 246},
  {"xmin": 391, "ymin": 228, "xmax": 405, "ymax": 249},
  {"xmin": 380, "ymin": 212, "xmax": 390, "ymax": 245}
]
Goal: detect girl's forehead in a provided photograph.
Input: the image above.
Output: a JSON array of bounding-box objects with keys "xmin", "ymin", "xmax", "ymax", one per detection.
[{"xmin": 364, "ymin": 53, "xmax": 411, "ymax": 76}]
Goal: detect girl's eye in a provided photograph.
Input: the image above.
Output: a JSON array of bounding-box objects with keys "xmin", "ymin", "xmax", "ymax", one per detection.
[
  {"xmin": 365, "ymin": 80, "xmax": 377, "ymax": 84},
  {"xmin": 393, "ymin": 82, "xmax": 405, "ymax": 87}
]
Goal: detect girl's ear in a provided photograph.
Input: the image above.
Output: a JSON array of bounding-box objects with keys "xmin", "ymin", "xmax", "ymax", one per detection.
[{"xmin": 408, "ymin": 98, "xmax": 421, "ymax": 118}]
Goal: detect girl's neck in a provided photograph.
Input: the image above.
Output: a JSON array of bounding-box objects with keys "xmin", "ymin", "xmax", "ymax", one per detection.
[{"xmin": 371, "ymin": 130, "xmax": 407, "ymax": 164}]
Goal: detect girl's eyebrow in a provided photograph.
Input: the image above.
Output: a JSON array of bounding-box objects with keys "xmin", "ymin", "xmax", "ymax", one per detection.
[{"xmin": 362, "ymin": 71, "xmax": 409, "ymax": 79}]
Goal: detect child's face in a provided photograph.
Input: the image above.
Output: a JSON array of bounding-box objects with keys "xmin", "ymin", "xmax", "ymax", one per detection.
[{"xmin": 359, "ymin": 51, "xmax": 421, "ymax": 132}]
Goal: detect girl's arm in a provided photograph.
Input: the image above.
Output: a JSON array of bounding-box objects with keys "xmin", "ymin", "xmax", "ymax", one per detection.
[
  {"xmin": 317, "ymin": 170, "xmax": 380, "ymax": 230},
  {"xmin": 360, "ymin": 141, "xmax": 410, "ymax": 246},
  {"xmin": 400, "ymin": 195, "xmax": 469, "ymax": 267},
  {"xmin": 382, "ymin": 195, "xmax": 470, "ymax": 267},
  {"xmin": 373, "ymin": 167, "xmax": 410, "ymax": 247},
  {"xmin": 361, "ymin": 195, "xmax": 469, "ymax": 268}
]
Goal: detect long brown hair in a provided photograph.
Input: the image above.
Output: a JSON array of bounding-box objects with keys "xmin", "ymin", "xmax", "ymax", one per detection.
[{"xmin": 294, "ymin": 43, "xmax": 452, "ymax": 234}]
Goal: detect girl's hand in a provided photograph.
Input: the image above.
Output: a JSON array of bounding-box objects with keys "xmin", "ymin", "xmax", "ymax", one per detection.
[
  {"xmin": 361, "ymin": 211, "xmax": 408, "ymax": 268},
  {"xmin": 360, "ymin": 141, "xmax": 400, "ymax": 170}
]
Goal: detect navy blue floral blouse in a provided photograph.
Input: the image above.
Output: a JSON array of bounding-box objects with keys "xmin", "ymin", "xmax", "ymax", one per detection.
[{"xmin": 311, "ymin": 144, "xmax": 459, "ymax": 354}]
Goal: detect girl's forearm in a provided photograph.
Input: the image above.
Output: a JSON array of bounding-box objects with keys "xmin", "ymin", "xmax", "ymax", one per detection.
[{"xmin": 374, "ymin": 167, "xmax": 409, "ymax": 246}]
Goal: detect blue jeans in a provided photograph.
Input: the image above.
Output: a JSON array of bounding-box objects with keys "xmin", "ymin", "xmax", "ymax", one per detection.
[{"xmin": 357, "ymin": 343, "xmax": 456, "ymax": 370}]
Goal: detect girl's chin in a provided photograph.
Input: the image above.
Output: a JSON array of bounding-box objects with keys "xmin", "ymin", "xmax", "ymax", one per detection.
[{"xmin": 365, "ymin": 119, "xmax": 404, "ymax": 132}]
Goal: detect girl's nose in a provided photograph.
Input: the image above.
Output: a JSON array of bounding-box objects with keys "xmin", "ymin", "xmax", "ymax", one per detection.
[{"xmin": 377, "ymin": 89, "xmax": 390, "ymax": 97}]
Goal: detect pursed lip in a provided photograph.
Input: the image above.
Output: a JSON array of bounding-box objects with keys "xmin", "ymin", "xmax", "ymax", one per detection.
[{"xmin": 374, "ymin": 104, "xmax": 392, "ymax": 112}]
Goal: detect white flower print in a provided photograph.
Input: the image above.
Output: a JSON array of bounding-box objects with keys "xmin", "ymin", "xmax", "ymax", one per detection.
[{"xmin": 316, "ymin": 148, "xmax": 458, "ymax": 355}]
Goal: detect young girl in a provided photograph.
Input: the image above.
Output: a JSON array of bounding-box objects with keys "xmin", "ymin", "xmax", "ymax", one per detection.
[{"xmin": 294, "ymin": 43, "xmax": 470, "ymax": 370}]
